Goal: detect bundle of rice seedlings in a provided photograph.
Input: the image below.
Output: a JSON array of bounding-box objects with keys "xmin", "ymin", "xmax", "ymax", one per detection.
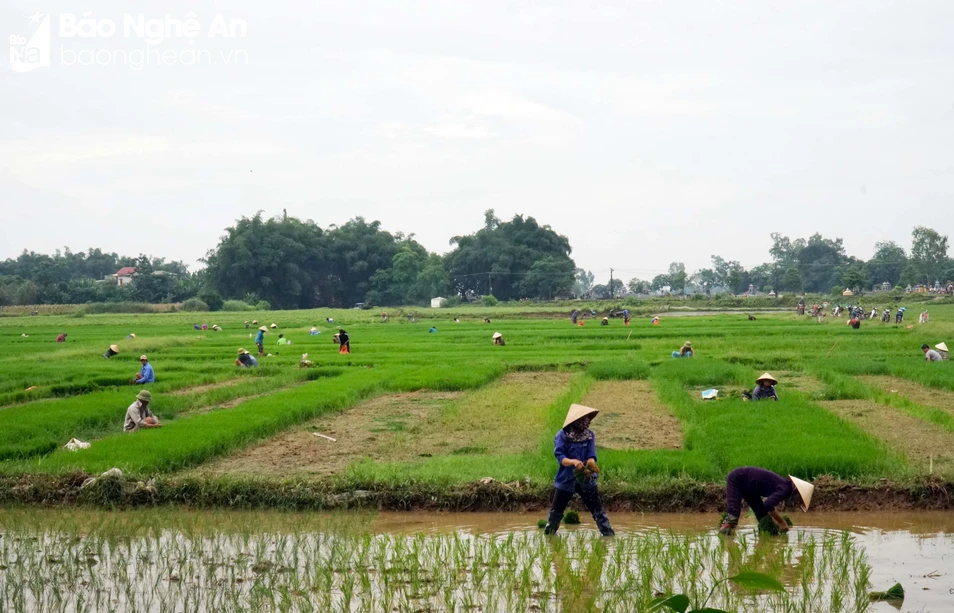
[
  {"xmin": 756, "ymin": 516, "xmax": 792, "ymax": 535},
  {"xmin": 869, "ymin": 583, "xmax": 904, "ymax": 601},
  {"xmin": 537, "ymin": 519, "xmax": 547, "ymax": 529},
  {"xmin": 564, "ymin": 510, "xmax": 581, "ymax": 524}
]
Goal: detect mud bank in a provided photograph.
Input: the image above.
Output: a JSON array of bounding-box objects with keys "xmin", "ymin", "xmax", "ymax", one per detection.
[{"xmin": 2, "ymin": 472, "xmax": 953, "ymax": 512}]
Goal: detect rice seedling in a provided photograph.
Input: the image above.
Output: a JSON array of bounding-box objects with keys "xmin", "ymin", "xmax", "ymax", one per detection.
[{"xmin": 0, "ymin": 508, "xmax": 881, "ymax": 613}]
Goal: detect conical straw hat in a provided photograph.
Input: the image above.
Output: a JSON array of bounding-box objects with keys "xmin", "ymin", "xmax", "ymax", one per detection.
[
  {"xmin": 563, "ymin": 403, "xmax": 599, "ymax": 428},
  {"xmin": 259, "ymin": 326, "xmax": 268, "ymax": 332},
  {"xmin": 109, "ymin": 344, "xmax": 119, "ymax": 352},
  {"xmin": 756, "ymin": 372, "xmax": 777, "ymax": 385},
  {"xmin": 789, "ymin": 475, "xmax": 814, "ymax": 511},
  {"xmin": 237, "ymin": 348, "xmax": 248, "ymax": 355},
  {"xmin": 492, "ymin": 332, "xmax": 502, "ymax": 339},
  {"xmin": 936, "ymin": 342, "xmax": 949, "ymax": 352}
]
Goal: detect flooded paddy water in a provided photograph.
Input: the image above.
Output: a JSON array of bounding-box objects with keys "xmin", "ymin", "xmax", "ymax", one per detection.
[{"xmin": 1, "ymin": 508, "xmax": 950, "ymax": 612}]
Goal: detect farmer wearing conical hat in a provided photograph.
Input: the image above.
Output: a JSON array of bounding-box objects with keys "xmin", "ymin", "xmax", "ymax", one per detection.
[
  {"xmin": 751, "ymin": 373, "xmax": 779, "ymax": 401},
  {"xmin": 236, "ymin": 348, "xmax": 258, "ymax": 368},
  {"xmin": 103, "ymin": 344, "xmax": 120, "ymax": 359},
  {"xmin": 935, "ymin": 342, "xmax": 949, "ymax": 360},
  {"xmin": 255, "ymin": 326, "xmax": 267, "ymax": 357},
  {"xmin": 544, "ymin": 404, "xmax": 615, "ymax": 537},
  {"xmin": 492, "ymin": 332, "xmax": 506, "ymax": 346},
  {"xmin": 124, "ymin": 389, "xmax": 161, "ymax": 432},
  {"xmin": 719, "ymin": 467, "xmax": 814, "ymax": 535},
  {"xmin": 672, "ymin": 341, "xmax": 693, "ymax": 358}
]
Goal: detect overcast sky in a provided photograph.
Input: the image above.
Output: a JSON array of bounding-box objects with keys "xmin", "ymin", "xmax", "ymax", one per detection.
[{"xmin": 3, "ymin": 0, "xmax": 953, "ymax": 284}]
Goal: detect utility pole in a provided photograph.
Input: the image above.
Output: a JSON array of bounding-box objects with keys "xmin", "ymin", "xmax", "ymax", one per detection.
[
  {"xmin": 488, "ymin": 272, "xmax": 493, "ymax": 296},
  {"xmin": 609, "ymin": 268, "xmax": 614, "ymax": 298}
]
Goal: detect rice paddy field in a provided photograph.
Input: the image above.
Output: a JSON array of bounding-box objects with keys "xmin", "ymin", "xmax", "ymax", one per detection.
[{"xmin": 2, "ymin": 304, "xmax": 954, "ymax": 611}]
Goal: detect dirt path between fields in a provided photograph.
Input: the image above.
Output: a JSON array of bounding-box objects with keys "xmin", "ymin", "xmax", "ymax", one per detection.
[
  {"xmin": 198, "ymin": 372, "xmax": 572, "ymax": 476},
  {"xmin": 822, "ymin": 400, "xmax": 954, "ymax": 475},
  {"xmin": 168, "ymin": 379, "xmax": 244, "ymax": 396},
  {"xmin": 580, "ymin": 381, "xmax": 682, "ymax": 450},
  {"xmin": 859, "ymin": 376, "xmax": 954, "ymax": 418}
]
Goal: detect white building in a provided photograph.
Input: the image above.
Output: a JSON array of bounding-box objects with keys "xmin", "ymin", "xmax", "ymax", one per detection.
[{"xmin": 430, "ymin": 296, "xmax": 446, "ymax": 308}]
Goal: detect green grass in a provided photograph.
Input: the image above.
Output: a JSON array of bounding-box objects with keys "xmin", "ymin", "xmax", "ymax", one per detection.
[{"xmin": 0, "ymin": 303, "xmax": 952, "ymax": 488}]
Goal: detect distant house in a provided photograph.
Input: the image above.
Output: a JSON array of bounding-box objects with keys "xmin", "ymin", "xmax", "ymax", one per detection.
[
  {"xmin": 430, "ymin": 296, "xmax": 446, "ymax": 309},
  {"xmin": 114, "ymin": 267, "xmax": 136, "ymax": 286}
]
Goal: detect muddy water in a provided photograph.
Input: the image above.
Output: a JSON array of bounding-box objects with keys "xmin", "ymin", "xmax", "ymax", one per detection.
[
  {"xmin": 1, "ymin": 509, "xmax": 952, "ymax": 612},
  {"xmin": 372, "ymin": 512, "xmax": 954, "ymax": 613}
]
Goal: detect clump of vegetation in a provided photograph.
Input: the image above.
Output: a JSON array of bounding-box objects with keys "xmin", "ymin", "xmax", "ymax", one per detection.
[
  {"xmin": 180, "ymin": 298, "xmax": 209, "ymax": 312},
  {"xmin": 537, "ymin": 519, "xmax": 547, "ymax": 529},
  {"xmin": 869, "ymin": 583, "xmax": 904, "ymax": 602},
  {"xmin": 564, "ymin": 510, "xmax": 581, "ymax": 524},
  {"xmin": 757, "ymin": 514, "xmax": 793, "ymax": 535}
]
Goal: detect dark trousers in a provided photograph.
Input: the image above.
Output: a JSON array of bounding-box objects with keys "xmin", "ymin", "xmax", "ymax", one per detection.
[
  {"xmin": 725, "ymin": 472, "xmax": 767, "ymax": 522},
  {"xmin": 545, "ymin": 483, "xmax": 614, "ymax": 536}
]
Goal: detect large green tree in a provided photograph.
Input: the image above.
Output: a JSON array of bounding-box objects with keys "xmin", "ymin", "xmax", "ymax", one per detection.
[
  {"xmin": 203, "ymin": 213, "xmax": 328, "ymax": 309},
  {"xmin": 910, "ymin": 226, "xmax": 949, "ymax": 284},
  {"xmin": 865, "ymin": 241, "xmax": 907, "ymax": 287},
  {"xmin": 445, "ymin": 210, "xmax": 575, "ymax": 301}
]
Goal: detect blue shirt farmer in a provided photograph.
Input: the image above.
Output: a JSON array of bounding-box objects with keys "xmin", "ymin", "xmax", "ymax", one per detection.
[
  {"xmin": 137, "ymin": 362, "xmax": 155, "ymax": 384},
  {"xmin": 254, "ymin": 329, "xmax": 265, "ymax": 344},
  {"xmin": 553, "ymin": 429, "xmax": 597, "ymax": 492}
]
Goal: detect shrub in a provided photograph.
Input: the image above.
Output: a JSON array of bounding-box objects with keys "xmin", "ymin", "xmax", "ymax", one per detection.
[
  {"xmin": 198, "ymin": 289, "xmax": 224, "ymax": 312},
  {"xmin": 222, "ymin": 300, "xmax": 253, "ymax": 312},
  {"xmin": 440, "ymin": 296, "xmax": 463, "ymax": 308},
  {"xmin": 482, "ymin": 295, "xmax": 499, "ymax": 307},
  {"xmin": 181, "ymin": 298, "xmax": 209, "ymax": 312},
  {"xmin": 255, "ymin": 300, "xmax": 271, "ymax": 311},
  {"xmin": 71, "ymin": 308, "xmax": 87, "ymax": 318}
]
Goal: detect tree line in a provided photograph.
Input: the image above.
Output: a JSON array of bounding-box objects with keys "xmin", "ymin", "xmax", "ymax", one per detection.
[
  {"xmin": 609, "ymin": 227, "xmax": 952, "ymax": 298},
  {"xmin": 0, "ymin": 215, "xmax": 950, "ymax": 309}
]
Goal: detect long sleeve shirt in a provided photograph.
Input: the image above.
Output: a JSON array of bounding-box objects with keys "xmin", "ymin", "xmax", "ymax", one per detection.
[
  {"xmin": 553, "ymin": 430, "xmax": 598, "ymax": 492},
  {"xmin": 752, "ymin": 384, "xmax": 778, "ymax": 401},
  {"xmin": 925, "ymin": 350, "xmax": 943, "ymax": 362},
  {"xmin": 124, "ymin": 401, "xmax": 155, "ymax": 432},
  {"xmin": 254, "ymin": 331, "xmax": 265, "ymax": 344},
  {"xmin": 727, "ymin": 466, "xmax": 794, "ymax": 513},
  {"xmin": 137, "ymin": 363, "xmax": 155, "ymax": 384}
]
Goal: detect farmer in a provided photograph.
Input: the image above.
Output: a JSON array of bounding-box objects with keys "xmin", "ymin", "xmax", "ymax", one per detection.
[
  {"xmin": 212, "ymin": 324, "xmax": 221, "ymax": 332},
  {"xmin": 337, "ymin": 329, "xmax": 351, "ymax": 354},
  {"xmin": 922, "ymin": 344, "xmax": 944, "ymax": 362},
  {"xmin": 750, "ymin": 373, "xmax": 779, "ymax": 401},
  {"xmin": 201, "ymin": 323, "xmax": 208, "ymax": 330},
  {"xmin": 544, "ymin": 404, "xmax": 615, "ymax": 537},
  {"xmin": 719, "ymin": 467, "xmax": 814, "ymax": 535},
  {"xmin": 56, "ymin": 333, "xmax": 67, "ymax": 343},
  {"xmin": 623, "ymin": 309, "xmax": 630, "ymax": 326},
  {"xmin": 103, "ymin": 344, "xmax": 119, "ymax": 359},
  {"xmin": 571, "ymin": 310, "xmax": 579, "ymax": 324},
  {"xmin": 126, "ymin": 333, "xmax": 136, "ymax": 339},
  {"xmin": 124, "ymin": 389, "xmax": 161, "ymax": 432},
  {"xmin": 492, "ymin": 332, "xmax": 506, "ymax": 346},
  {"xmin": 484, "ymin": 317, "xmax": 491, "ymax": 324},
  {"xmin": 936, "ymin": 342, "xmax": 950, "ymax": 360},
  {"xmin": 672, "ymin": 341, "xmax": 693, "ymax": 358},
  {"xmin": 429, "ymin": 326, "xmax": 437, "ymax": 333},
  {"xmin": 270, "ymin": 323, "xmax": 278, "ymax": 329},
  {"xmin": 255, "ymin": 326, "xmax": 267, "ymax": 357},
  {"xmin": 895, "ymin": 308, "xmax": 905, "ymax": 324},
  {"xmin": 309, "ymin": 326, "xmax": 320, "ymax": 336},
  {"xmin": 133, "ymin": 355, "xmax": 155, "ymax": 384},
  {"xmin": 193, "ymin": 324, "xmax": 201, "ymax": 330},
  {"xmin": 848, "ymin": 317, "xmax": 861, "ymax": 329},
  {"xmin": 600, "ymin": 317, "xmax": 609, "ymax": 326},
  {"xmin": 277, "ymin": 333, "xmax": 289, "ymax": 345},
  {"xmin": 245, "ymin": 321, "xmax": 251, "ymax": 329},
  {"xmin": 236, "ymin": 348, "xmax": 258, "ymax": 367}
]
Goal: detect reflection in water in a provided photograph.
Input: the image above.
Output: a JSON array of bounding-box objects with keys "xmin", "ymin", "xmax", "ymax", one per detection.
[{"xmin": 0, "ymin": 509, "xmax": 951, "ymax": 612}]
